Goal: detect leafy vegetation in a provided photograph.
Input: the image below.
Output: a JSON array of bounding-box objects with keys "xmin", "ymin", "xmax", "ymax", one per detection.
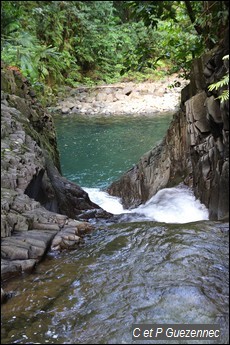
[
  {"xmin": 1, "ymin": 1, "xmax": 229, "ymax": 104},
  {"xmin": 208, "ymin": 55, "xmax": 229, "ymax": 102}
]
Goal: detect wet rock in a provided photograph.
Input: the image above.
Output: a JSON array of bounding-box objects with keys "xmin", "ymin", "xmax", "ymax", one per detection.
[
  {"xmin": 51, "ymin": 222, "xmax": 94, "ymax": 250},
  {"xmin": 1, "ymin": 62, "xmax": 111, "ymax": 288},
  {"xmin": 45, "ymin": 152, "xmax": 112, "ymax": 220},
  {"xmin": 108, "ymin": 40, "xmax": 229, "ymax": 220}
]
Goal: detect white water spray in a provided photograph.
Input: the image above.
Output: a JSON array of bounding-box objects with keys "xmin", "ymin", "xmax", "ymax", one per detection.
[
  {"xmin": 83, "ymin": 187, "xmax": 126, "ymax": 214},
  {"xmin": 83, "ymin": 184, "xmax": 209, "ymax": 223}
]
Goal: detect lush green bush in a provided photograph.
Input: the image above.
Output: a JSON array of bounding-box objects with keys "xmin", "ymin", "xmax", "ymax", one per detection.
[{"xmin": 1, "ymin": 1, "xmax": 228, "ymax": 104}]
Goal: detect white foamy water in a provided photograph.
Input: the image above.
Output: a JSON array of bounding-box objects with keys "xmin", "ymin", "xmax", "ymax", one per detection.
[
  {"xmin": 83, "ymin": 185, "xmax": 209, "ymax": 223},
  {"xmin": 83, "ymin": 187, "xmax": 127, "ymax": 214}
]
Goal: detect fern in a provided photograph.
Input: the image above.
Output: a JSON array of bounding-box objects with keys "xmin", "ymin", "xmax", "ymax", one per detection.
[
  {"xmin": 208, "ymin": 74, "xmax": 229, "ymax": 91},
  {"xmin": 208, "ymin": 55, "xmax": 229, "ymax": 103},
  {"xmin": 217, "ymin": 89, "xmax": 229, "ymax": 102}
]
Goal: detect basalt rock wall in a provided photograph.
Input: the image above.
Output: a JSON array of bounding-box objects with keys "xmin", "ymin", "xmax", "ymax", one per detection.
[
  {"xmin": 1, "ymin": 63, "xmax": 110, "ymax": 289},
  {"xmin": 108, "ymin": 33, "xmax": 229, "ymax": 221}
]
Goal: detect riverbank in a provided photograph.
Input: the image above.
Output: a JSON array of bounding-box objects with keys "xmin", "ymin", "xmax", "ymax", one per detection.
[
  {"xmin": 1, "ymin": 65, "xmax": 186, "ymax": 300},
  {"xmin": 1, "ymin": 62, "xmax": 110, "ymax": 302},
  {"xmin": 50, "ymin": 74, "xmax": 188, "ymax": 117}
]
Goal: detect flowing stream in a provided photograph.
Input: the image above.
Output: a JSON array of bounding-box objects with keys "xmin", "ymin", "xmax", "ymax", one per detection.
[{"xmin": 1, "ymin": 114, "xmax": 229, "ymax": 344}]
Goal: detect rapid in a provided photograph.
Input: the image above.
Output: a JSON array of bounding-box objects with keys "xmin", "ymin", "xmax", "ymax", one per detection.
[{"xmin": 1, "ymin": 114, "xmax": 228, "ymax": 344}]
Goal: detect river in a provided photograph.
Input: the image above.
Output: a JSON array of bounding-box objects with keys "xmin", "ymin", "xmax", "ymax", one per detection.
[{"xmin": 1, "ymin": 113, "xmax": 229, "ymax": 344}]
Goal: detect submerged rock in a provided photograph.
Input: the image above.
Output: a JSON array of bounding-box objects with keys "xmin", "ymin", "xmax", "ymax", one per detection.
[{"xmin": 51, "ymin": 221, "xmax": 93, "ymax": 251}]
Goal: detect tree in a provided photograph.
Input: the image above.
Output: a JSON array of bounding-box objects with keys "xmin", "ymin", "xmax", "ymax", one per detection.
[
  {"xmin": 1, "ymin": 1, "xmax": 229, "ymax": 104},
  {"xmin": 125, "ymin": 1, "xmax": 229, "ymax": 47},
  {"xmin": 184, "ymin": 1, "xmax": 229, "ymax": 49},
  {"xmin": 121, "ymin": 1, "xmax": 229, "ymax": 76}
]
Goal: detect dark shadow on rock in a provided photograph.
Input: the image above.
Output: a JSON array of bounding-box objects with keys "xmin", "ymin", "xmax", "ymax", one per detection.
[{"xmin": 44, "ymin": 152, "xmax": 113, "ymax": 220}]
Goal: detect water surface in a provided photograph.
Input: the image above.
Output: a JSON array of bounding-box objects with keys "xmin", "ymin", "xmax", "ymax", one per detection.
[
  {"xmin": 1, "ymin": 221, "xmax": 229, "ymax": 344},
  {"xmin": 54, "ymin": 114, "xmax": 173, "ymax": 188},
  {"xmin": 1, "ymin": 114, "xmax": 229, "ymax": 344}
]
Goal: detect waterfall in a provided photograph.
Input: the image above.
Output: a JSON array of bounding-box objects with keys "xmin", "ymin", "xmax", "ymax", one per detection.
[{"xmin": 83, "ymin": 184, "xmax": 209, "ymax": 223}]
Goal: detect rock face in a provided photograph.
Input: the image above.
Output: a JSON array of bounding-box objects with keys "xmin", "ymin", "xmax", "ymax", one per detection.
[
  {"xmin": 1, "ymin": 63, "xmax": 111, "ymax": 287},
  {"xmin": 108, "ymin": 33, "xmax": 229, "ymax": 221}
]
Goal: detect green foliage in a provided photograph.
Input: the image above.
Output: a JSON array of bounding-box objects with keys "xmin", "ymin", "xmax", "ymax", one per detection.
[
  {"xmin": 1, "ymin": 0, "xmax": 229, "ymax": 105},
  {"xmin": 208, "ymin": 55, "xmax": 229, "ymax": 102},
  {"xmin": 208, "ymin": 74, "xmax": 229, "ymax": 92},
  {"xmin": 119, "ymin": 21, "xmax": 162, "ymax": 75},
  {"xmin": 189, "ymin": 1, "xmax": 229, "ymax": 48},
  {"xmin": 154, "ymin": 5, "xmax": 204, "ymax": 78},
  {"xmin": 123, "ymin": 1, "xmax": 229, "ymax": 75},
  {"xmin": 127, "ymin": 1, "xmax": 177, "ymax": 28},
  {"xmin": 1, "ymin": 30, "xmax": 75, "ymax": 85},
  {"xmin": 120, "ymin": 2, "xmax": 205, "ymax": 78}
]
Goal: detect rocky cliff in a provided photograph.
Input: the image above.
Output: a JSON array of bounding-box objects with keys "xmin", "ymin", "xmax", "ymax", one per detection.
[
  {"xmin": 108, "ymin": 32, "xmax": 229, "ymax": 221},
  {"xmin": 1, "ymin": 62, "xmax": 110, "ymax": 295}
]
